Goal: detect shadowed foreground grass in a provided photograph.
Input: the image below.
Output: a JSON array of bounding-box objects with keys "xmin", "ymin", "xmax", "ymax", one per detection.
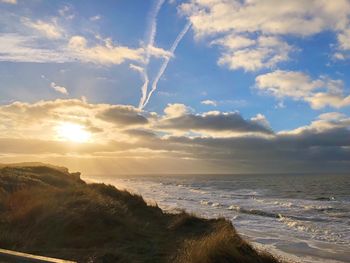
[{"xmin": 0, "ymin": 163, "xmax": 284, "ymax": 263}]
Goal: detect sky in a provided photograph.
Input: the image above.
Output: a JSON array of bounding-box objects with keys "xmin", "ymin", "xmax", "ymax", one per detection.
[{"xmin": 0, "ymin": 0, "xmax": 350, "ymax": 175}]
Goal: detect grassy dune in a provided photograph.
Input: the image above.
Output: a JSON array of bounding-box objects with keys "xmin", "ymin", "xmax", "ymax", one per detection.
[{"xmin": 0, "ymin": 163, "xmax": 283, "ymax": 263}]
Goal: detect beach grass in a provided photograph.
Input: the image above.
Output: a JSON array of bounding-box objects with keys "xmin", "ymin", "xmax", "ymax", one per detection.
[{"xmin": 0, "ymin": 163, "xmax": 283, "ymax": 263}]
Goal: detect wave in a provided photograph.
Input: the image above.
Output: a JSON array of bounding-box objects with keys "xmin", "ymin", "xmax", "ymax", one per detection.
[
  {"xmin": 277, "ymin": 215, "xmax": 347, "ymax": 243},
  {"xmin": 228, "ymin": 205, "xmax": 281, "ymax": 219},
  {"xmin": 314, "ymin": 196, "xmax": 336, "ymax": 201},
  {"xmin": 190, "ymin": 188, "xmax": 207, "ymax": 194},
  {"xmin": 254, "ymin": 198, "xmax": 347, "ymax": 215},
  {"xmin": 226, "ymin": 205, "xmax": 345, "ymax": 243},
  {"xmin": 254, "ymin": 198, "xmax": 295, "ymax": 208},
  {"xmin": 200, "ymin": 200, "xmax": 221, "ymax": 207},
  {"xmin": 227, "ymin": 204, "xmax": 332, "ymax": 223}
]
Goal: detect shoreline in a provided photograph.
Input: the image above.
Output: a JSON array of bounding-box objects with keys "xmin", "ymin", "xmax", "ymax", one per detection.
[{"xmin": 84, "ymin": 174, "xmax": 350, "ymax": 263}]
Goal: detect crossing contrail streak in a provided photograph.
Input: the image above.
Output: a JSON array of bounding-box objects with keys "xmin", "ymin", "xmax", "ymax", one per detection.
[
  {"xmin": 142, "ymin": 21, "xmax": 191, "ymax": 108},
  {"xmin": 138, "ymin": 0, "xmax": 165, "ymax": 109},
  {"xmin": 138, "ymin": 68, "xmax": 150, "ymax": 109}
]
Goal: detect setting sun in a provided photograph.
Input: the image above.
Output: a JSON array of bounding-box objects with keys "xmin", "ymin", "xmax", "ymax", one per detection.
[{"xmin": 56, "ymin": 123, "xmax": 91, "ymax": 143}]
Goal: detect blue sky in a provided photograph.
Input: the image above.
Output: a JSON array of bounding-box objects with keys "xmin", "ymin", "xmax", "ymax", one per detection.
[{"xmin": 0, "ymin": 0, "xmax": 350, "ymax": 174}]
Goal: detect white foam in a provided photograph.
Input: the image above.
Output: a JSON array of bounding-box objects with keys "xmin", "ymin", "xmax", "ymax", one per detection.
[{"xmin": 85, "ymin": 175, "xmax": 350, "ymax": 263}]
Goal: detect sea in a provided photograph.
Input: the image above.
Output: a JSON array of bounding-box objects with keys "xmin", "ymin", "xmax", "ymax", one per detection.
[{"xmin": 86, "ymin": 173, "xmax": 350, "ymax": 263}]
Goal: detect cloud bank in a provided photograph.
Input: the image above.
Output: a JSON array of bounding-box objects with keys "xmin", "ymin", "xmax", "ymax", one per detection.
[{"xmin": 0, "ymin": 99, "xmax": 349, "ymax": 174}]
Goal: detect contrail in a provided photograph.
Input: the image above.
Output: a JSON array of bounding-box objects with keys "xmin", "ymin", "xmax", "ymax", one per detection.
[
  {"xmin": 142, "ymin": 21, "xmax": 191, "ymax": 108},
  {"xmin": 146, "ymin": 0, "xmax": 165, "ymax": 62},
  {"xmin": 138, "ymin": 70, "xmax": 149, "ymax": 108},
  {"xmin": 137, "ymin": 0, "xmax": 165, "ymax": 109}
]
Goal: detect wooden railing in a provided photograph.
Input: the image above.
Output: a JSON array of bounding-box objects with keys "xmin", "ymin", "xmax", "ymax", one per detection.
[{"xmin": 0, "ymin": 248, "xmax": 76, "ymax": 263}]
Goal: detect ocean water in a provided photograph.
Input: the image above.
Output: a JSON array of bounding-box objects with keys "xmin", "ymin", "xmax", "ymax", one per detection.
[{"xmin": 87, "ymin": 173, "xmax": 350, "ymax": 263}]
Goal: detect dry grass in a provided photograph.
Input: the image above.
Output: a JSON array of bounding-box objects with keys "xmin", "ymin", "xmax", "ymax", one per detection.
[
  {"xmin": 0, "ymin": 163, "xmax": 285, "ymax": 263},
  {"xmin": 174, "ymin": 221, "xmax": 279, "ymax": 263}
]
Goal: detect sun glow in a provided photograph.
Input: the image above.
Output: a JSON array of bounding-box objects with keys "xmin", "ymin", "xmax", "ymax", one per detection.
[{"xmin": 56, "ymin": 123, "xmax": 91, "ymax": 143}]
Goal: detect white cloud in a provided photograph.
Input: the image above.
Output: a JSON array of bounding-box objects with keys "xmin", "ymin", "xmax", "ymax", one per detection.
[
  {"xmin": 50, "ymin": 82, "xmax": 68, "ymax": 95},
  {"xmin": 23, "ymin": 18, "xmax": 64, "ymax": 39},
  {"xmin": 280, "ymin": 112, "xmax": 350, "ymax": 134},
  {"xmin": 275, "ymin": 101, "xmax": 286, "ymax": 109},
  {"xmin": 256, "ymin": 70, "xmax": 322, "ymax": 99},
  {"xmin": 211, "ymin": 35, "xmax": 294, "ymax": 72},
  {"xmin": 251, "ymin": 113, "xmax": 270, "ymax": 129},
  {"xmin": 338, "ymin": 28, "xmax": 350, "ymax": 50},
  {"xmin": 0, "ymin": 32, "xmax": 145, "ymax": 65},
  {"xmin": 68, "ymin": 35, "xmax": 144, "ymax": 65},
  {"xmin": 218, "ymin": 48, "xmax": 268, "ymax": 72},
  {"xmin": 306, "ymin": 92, "xmax": 350, "ymax": 109},
  {"xmin": 58, "ymin": 5, "xmax": 75, "ymax": 20},
  {"xmin": 163, "ymin": 103, "xmax": 190, "ymax": 118},
  {"xmin": 180, "ymin": 0, "xmax": 350, "ymax": 71},
  {"xmin": 201, "ymin": 100, "xmax": 217, "ymax": 106},
  {"xmin": 211, "ymin": 35, "xmax": 256, "ymax": 50},
  {"xmin": 0, "ymin": 0, "xmax": 17, "ymax": 4},
  {"xmin": 147, "ymin": 45, "xmax": 173, "ymax": 59},
  {"xmin": 181, "ymin": 0, "xmax": 350, "ymax": 37},
  {"xmin": 318, "ymin": 112, "xmax": 346, "ymax": 121},
  {"xmin": 333, "ymin": 52, "xmax": 346, "ymax": 60},
  {"xmin": 90, "ymin": 15, "xmax": 101, "ymax": 21},
  {"xmin": 256, "ymin": 70, "xmax": 350, "ymax": 109},
  {"xmin": 335, "ymin": 27, "xmax": 350, "ymax": 58},
  {"xmin": 0, "ymin": 33, "xmax": 68, "ymax": 63},
  {"xmin": 218, "ymin": 40, "xmax": 292, "ymax": 71}
]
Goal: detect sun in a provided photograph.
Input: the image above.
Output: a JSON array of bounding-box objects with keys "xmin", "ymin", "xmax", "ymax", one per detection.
[{"xmin": 56, "ymin": 123, "xmax": 91, "ymax": 143}]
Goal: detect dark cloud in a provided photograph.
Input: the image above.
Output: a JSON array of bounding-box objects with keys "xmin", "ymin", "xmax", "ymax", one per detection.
[
  {"xmin": 123, "ymin": 129, "xmax": 157, "ymax": 138},
  {"xmin": 0, "ymin": 99, "xmax": 148, "ymax": 128},
  {"xmin": 97, "ymin": 105, "xmax": 148, "ymax": 126},
  {"xmin": 156, "ymin": 112, "xmax": 272, "ymax": 134},
  {"xmin": 0, "ymin": 99, "xmax": 349, "ymax": 173},
  {"xmin": 162, "ymin": 126, "xmax": 350, "ymax": 172},
  {"xmin": 0, "ymin": 125, "xmax": 349, "ymax": 173}
]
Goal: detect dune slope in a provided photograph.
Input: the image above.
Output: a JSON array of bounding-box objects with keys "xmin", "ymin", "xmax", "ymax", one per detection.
[{"xmin": 0, "ymin": 163, "xmax": 282, "ymax": 263}]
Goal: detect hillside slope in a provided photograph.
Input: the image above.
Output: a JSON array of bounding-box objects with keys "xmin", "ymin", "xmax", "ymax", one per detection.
[{"xmin": 0, "ymin": 163, "xmax": 282, "ymax": 263}]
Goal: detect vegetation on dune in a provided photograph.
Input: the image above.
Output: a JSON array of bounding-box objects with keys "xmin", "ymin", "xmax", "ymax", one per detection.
[
  {"xmin": 0, "ymin": 163, "xmax": 283, "ymax": 263},
  {"xmin": 174, "ymin": 223, "xmax": 279, "ymax": 263}
]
